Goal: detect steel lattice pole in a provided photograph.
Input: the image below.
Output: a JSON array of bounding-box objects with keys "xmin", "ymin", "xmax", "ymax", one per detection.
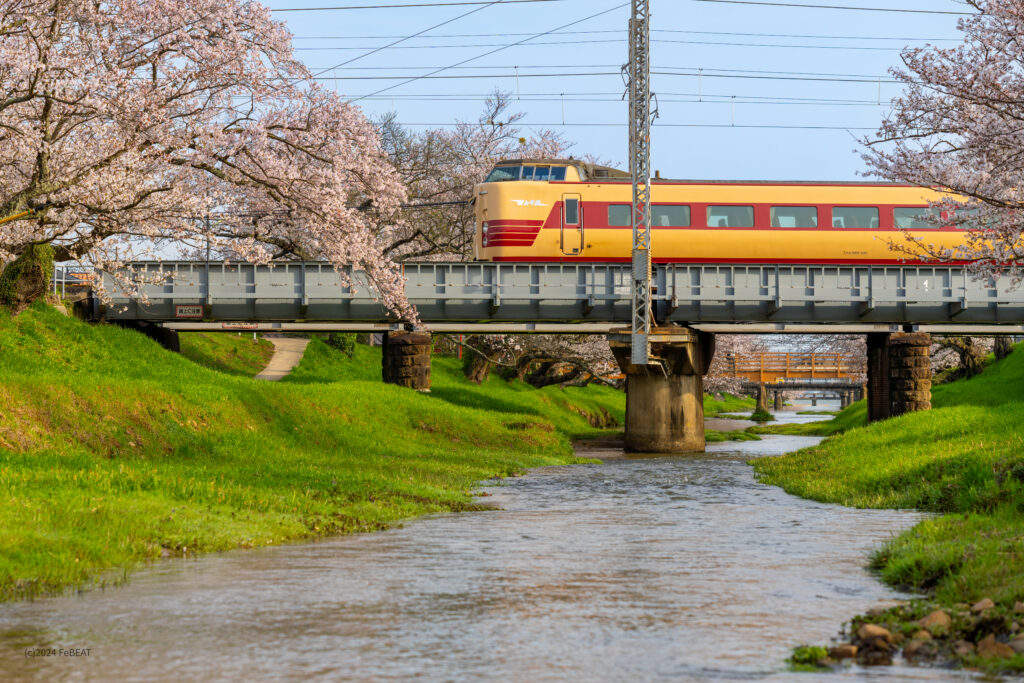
[{"xmin": 629, "ymin": 0, "xmax": 652, "ymax": 366}]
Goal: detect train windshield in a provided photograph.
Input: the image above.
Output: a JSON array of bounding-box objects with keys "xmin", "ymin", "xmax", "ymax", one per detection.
[{"xmin": 485, "ymin": 165, "xmax": 567, "ymax": 182}]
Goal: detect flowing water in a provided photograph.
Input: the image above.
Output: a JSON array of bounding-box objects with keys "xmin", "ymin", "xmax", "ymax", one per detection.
[{"xmin": 0, "ymin": 413, "xmax": 974, "ymax": 681}]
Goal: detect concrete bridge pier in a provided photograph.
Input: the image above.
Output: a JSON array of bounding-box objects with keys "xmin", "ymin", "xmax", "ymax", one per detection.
[
  {"xmin": 382, "ymin": 331, "xmax": 432, "ymax": 391},
  {"xmin": 773, "ymin": 390, "xmax": 784, "ymax": 411},
  {"xmin": 866, "ymin": 332, "xmax": 932, "ymax": 423},
  {"xmin": 608, "ymin": 327, "xmax": 715, "ymax": 453},
  {"xmin": 840, "ymin": 391, "xmax": 851, "ymax": 410}
]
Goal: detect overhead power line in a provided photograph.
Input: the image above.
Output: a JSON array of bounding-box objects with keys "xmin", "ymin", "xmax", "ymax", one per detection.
[
  {"xmin": 272, "ymin": 0, "xmax": 563, "ymax": 10},
  {"xmin": 350, "ymin": 2, "xmax": 629, "ymax": 102},
  {"xmin": 391, "ymin": 121, "xmax": 877, "ymax": 130},
  {"xmin": 691, "ymin": 0, "xmax": 973, "ymax": 14},
  {"xmin": 316, "ymin": 69, "xmax": 900, "ymax": 83},
  {"xmin": 310, "ymin": 0, "xmax": 508, "ymax": 77},
  {"xmin": 291, "ymin": 28, "xmax": 959, "ymax": 41},
  {"xmin": 296, "ymin": 37, "xmax": 917, "ymax": 51}
]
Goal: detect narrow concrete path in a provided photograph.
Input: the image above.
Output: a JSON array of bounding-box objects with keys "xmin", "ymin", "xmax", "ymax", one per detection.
[{"xmin": 255, "ymin": 336, "xmax": 311, "ymax": 381}]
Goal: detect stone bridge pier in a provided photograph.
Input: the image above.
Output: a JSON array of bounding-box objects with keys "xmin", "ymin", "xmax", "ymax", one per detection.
[
  {"xmin": 608, "ymin": 327, "xmax": 715, "ymax": 453},
  {"xmin": 866, "ymin": 332, "xmax": 932, "ymax": 423},
  {"xmin": 381, "ymin": 331, "xmax": 432, "ymax": 391}
]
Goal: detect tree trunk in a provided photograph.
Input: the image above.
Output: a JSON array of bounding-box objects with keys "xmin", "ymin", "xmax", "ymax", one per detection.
[
  {"xmin": 0, "ymin": 244, "xmax": 53, "ymax": 314},
  {"xmin": 995, "ymin": 337, "xmax": 1013, "ymax": 361},
  {"xmin": 463, "ymin": 351, "xmax": 492, "ymax": 384}
]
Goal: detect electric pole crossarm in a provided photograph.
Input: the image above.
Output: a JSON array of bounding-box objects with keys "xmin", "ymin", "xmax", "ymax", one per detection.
[{"xmin": 629, "ymin": 0, "xmax": 652, "ymax": 366}]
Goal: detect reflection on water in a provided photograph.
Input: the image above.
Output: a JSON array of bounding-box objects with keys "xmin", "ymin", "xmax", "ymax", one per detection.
[{"xmin": 0, "ymin": 434, "xmax": 972, "ymax": 681}]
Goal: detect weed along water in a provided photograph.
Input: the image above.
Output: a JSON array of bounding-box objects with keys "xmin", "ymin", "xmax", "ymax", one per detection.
[{"xmin": 0, "ymin": 422, "xmax": 962, "ymax": 680}]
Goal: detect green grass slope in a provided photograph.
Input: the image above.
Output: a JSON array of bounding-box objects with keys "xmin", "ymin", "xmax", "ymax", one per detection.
[
  {"xmin": 753, "ymin": 344, "xmax": 1024, "ymax": 672},
  {"xmin": 179, "ymin": 332, "xmax": 275, "ymax": 376},
  {"xmin": 0, "ymin": 304, "xmax": 623, "ymax": 602}
]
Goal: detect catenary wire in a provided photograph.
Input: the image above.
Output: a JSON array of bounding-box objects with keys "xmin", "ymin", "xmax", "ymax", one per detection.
[
  {"xmin": 349, "ymin": 2, "xmax": 629, "ymax": 102},
  {"xmin": 310, "ymin": 0, "xmax": 509, "ymax": 77},
  {"xmin": 272, "ymin": 0, "xmax": 566, "ymax": 11}
]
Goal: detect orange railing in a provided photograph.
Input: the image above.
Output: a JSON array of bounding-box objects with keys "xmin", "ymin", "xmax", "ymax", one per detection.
[{"xmin": 725, "ymin": 352, "xmax": 859, "ymax": 383}]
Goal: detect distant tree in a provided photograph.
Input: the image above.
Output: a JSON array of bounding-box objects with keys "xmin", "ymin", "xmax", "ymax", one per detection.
[
  {"xmin": 994, "ymin": 336, "xmax": 1014, "ymax": 360},
  {"xmin": 932, "ymin": 336, "xmax": 993, "ymax": 381},
  {"xmin": 377, "ymin": 91, "xmax": 570, "ymax": 262},
  {"xmin": 0, "ymin": 0, "xmax": 409, "ymax": 316},
  {"xmin": 863, "ymin": 0, "xmax": 1024, "ymax": 282},
  {"xmin": 456, "ymin": 333, "xmax": 619, "ymax": 388}
]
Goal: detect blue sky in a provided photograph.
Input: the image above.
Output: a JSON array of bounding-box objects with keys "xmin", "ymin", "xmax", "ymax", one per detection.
[{"xmin": 266, "ymin": 0, "xmax": 966, "ymax": 181}]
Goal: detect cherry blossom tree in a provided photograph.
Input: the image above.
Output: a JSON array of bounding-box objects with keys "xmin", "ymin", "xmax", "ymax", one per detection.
[
  {"xmin": 0, "ymin": 0, "xmax": 409, "ymax": 316},
  {"xmin": 451, "ymin": 333, "xmax": 620, "ymax": 388},
  {"xmin": 863, "ymin": 0, "xmax": 1024, "ymax": 280}
]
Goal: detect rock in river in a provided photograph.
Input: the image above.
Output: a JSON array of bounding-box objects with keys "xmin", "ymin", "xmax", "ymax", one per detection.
[
  {"xmin": 856, "ymin": 623, "xmax": 896, "ymax": 652},
  {"xmin": 828, "ymin": 644, "xmax": 858, "ymax": 660}
]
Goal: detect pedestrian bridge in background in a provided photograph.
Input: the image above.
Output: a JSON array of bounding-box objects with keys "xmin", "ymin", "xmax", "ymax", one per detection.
[
  {"xmin": 724, "ymin": 352, "xmax": 861, "ymax": 384},
  {"xmin": 91, "ymin": 261, "xmax": 1024, "ymax": 334}
]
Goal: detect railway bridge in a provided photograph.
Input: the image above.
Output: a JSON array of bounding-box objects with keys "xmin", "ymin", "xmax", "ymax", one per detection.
[{"xmin": 84, "ymin": 260, "xmax": 1024, "ymax": 454}]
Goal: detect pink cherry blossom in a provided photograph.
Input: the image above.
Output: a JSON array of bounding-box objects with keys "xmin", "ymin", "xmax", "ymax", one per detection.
[
  {"xmin": 863, "ymin": 0, "xmax": 1024, "ymax": 283},
  {"xmin": 0, "ymin": 0, "xmax": 411, "ymax": 318}
]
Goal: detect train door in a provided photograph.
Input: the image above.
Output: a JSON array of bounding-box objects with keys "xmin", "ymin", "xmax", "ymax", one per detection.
[{"xmin": 561, "ymin": 194, "xmax": 583, "ymax": 255}]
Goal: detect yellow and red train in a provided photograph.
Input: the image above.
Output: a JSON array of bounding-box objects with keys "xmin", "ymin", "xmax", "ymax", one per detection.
[{"xmin": 472, "ymin": 158, "xmax": 967, "ymax": 264}]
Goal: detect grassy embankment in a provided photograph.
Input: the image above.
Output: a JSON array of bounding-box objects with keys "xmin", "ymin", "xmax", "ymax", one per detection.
[
  {"xmin": 179, "ymin": 332, "xmax": 275, "ymax": 376},
  {"xmin": 0, "ymin": 304, "xmax": 626, "ymax": 602},
  {"xmin": 753, "ymin": 344, "xmax": 1024, "ymax": 672},
  {"xmin": 704, "ymin": 392, "xmax": 757, "ymax": 417}
]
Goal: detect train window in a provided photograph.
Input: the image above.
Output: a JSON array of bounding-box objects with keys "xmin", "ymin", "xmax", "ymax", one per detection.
[
  {"xmin": 894, "ymin": 207, "xmax": 940, "ymax": 229},
  {"xmin": 770, "ymin": 206, "xmax": 818, "ymax": 228},
  {"xmin": 550, "ymin": 167, "xmax": 567, "ymax": 181},
  {"xmin": 564, "ymin": 198, "xmax": 579, "ymax": 224},
  {"xmin": 520, "ymin": 166, "xmax": 535, "ymax": 180},
  {"xmin": 485, "ymin": 166, "xmax": 520, "ymax": 182},
  {"xmin": 534, "ymin": 166, "xmax": 551, "ymax": 181},
  {"xmin": 652, "ymin": 205, "xmax": 691, "ymax": 227},
  {"xmin": 609, "ymin": 205, "xmax": 631, "ymax": 226},
  {"xmin": 953, "ymin": 206, "xmax": 983, "ymax": 229},
  {"xmin": 832, "ymin": 206, "xmax": 879, "ymax": 229},
  {"xmin": 707, "ymin": 205, "xmax": 754, "ymax": 228}
]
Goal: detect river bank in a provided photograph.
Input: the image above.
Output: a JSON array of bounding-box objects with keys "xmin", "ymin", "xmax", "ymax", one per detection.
[
  {"xmin": 0, "ymin": 303, "xmax": 626, "ymax": 602},
  {"xmin": 753, "ymin": 343, "xmax": 1024, "ymax": 674}
]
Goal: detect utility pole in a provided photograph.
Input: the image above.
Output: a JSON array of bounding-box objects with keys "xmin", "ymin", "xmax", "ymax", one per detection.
[{"xmin": 628, "ymin": 0, "xmax": 652, "ymax": 366}]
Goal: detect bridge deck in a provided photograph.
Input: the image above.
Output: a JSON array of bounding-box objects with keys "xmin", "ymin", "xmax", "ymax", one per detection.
[{"xmin": 96, "ymin": 261, "xmax": 1024, "ymax": 329}]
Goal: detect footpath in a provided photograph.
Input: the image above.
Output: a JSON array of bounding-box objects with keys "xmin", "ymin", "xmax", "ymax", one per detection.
[{"xmin": 255, "ymin": 336, "xmax": 311, "ymax": 381}]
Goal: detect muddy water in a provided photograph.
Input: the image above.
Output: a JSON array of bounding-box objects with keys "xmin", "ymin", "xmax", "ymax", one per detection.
[{"xmin": 0, "ymin": 431, "xmax": 972, "ymax": 681}]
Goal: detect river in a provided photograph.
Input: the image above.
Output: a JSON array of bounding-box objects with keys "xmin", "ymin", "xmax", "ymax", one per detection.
[{"xmin": 0, "ymin": 411, "xmax": 974, "ymax": 681}]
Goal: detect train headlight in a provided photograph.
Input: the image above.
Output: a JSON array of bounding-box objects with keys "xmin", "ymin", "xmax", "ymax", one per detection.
[{"xmin": 482, "ymin": 222, "xmax": 489, "ymax": 246}]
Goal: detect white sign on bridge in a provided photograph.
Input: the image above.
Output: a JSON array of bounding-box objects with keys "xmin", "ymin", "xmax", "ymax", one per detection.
[{"xmin": 174, "ymin": 304, "xmax": 203, "ymax": 319}]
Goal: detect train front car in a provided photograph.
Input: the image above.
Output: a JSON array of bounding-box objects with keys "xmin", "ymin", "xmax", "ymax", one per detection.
[
  {"xmin": 473, "ymin": 159, "xmax": 630, "ymax": 262},
  {"xmin": 473, "ymin": 159, "xmax": 972, "ymax": 265}
]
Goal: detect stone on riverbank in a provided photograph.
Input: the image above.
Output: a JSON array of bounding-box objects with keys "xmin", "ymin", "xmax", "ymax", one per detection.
[
  {"xmin": 828, "ymin": 644, "xmax": 857, "ymax": 660},
  {"xmin": 903, "ymin": 637, "xmax": 937, "ymax": 660},
  {"xmin": 952, "ymin": 640, "xmax": 975, "ymax": 657},
  {"xmin": 918, "ymin": 609, "xmax": 951, "ymax": 635},
  {"xmin": 855, "ymin": 623, "xmax": 898, "ymax": 664},
  {"xmin": 1014, "ymin": 601, "xmax": 1024, "ymax": 614},
  {"xmin": 1010, "ymin": 636, "xmax": 1024, "ymax": 654},
  {"xmin": 972, "ymin": 598, "xmax": 995, "ymax": 614},
  {"xmin": 977, "ymin": 634, "xmax": 1015, "ymax": 660}
]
